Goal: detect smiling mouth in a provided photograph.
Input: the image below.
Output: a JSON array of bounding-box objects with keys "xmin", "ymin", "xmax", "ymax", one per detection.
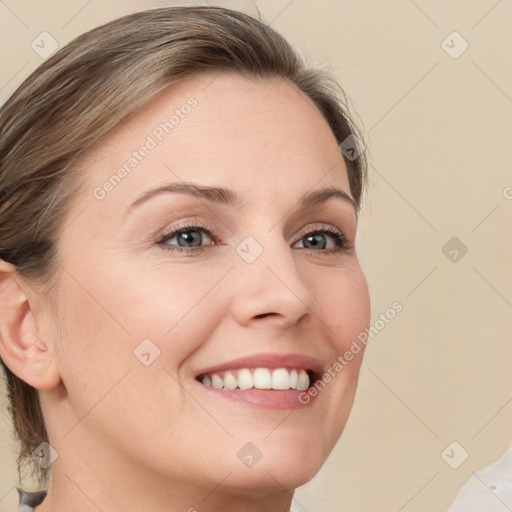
[{"xmin": 195, "ymin": 367, "xmax": 317, "ymax": 391}]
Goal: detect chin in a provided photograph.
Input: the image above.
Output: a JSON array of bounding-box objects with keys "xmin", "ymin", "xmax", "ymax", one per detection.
[
  {"xmin": 226, "ymin": 459, "xmax": 322, "ymax": 497},
  {"xmin": 215, "ymin": 430, "xmax": 332, "ymax": 492}
]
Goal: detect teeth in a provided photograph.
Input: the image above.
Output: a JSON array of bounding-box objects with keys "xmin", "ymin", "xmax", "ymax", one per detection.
[
  {"xmin": 297, "ymin": 369, "xmax": 309, "ymax": 390},
  {"xmin": 211, "ymin": 374, "xmax": 224, "ymax": 388},
  {"xmin": 290, "ymin": 369, "xmax": 298, "ymax": 389},
  {"xmin": 253, "ymin": 368, "xmax": 272, "ymax": 389},
  {"xmin": 223, "ymin": 372, "xmax": 238, "ymax": 390},
  {"xmin": 272, "ymin": 368, "xmax": 291, "ymax": 390},
  {"xmin": 238, "ymin": 369, "xmax": 253, "ymax": 390},
  {"xmin": 198, "ymin": 367, "xmax": 311, "ymax": 391}
]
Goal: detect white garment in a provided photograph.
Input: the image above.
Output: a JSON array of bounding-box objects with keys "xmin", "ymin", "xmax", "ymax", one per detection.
[{"xmin": 447, "ymin": 442, "xmax": 512, "ymax": 512}]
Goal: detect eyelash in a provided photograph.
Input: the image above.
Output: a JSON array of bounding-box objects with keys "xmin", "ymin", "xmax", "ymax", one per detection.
[{"xmin": 156, "ymin": 220, "xmax": 351, "ymax": 256}]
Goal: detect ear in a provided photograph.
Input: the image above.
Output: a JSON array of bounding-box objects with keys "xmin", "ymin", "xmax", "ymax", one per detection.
[{"xmin": 0, "ymin": 259, "xmax": 61, "ymax": 390}]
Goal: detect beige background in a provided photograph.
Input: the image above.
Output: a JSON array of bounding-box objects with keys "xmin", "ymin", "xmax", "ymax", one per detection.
[{"xmin": 1, "ymin": 1, "xmax": 511, "ymax": 511}]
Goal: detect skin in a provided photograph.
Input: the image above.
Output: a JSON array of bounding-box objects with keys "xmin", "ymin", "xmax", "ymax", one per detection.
[{"xmin": 0, "ymin": 72, "xmax": 370, "ymax": 512}]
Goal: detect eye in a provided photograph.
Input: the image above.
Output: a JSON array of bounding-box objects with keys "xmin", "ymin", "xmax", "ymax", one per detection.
[
  {"xmin": 156, "ymin": 221, "xmax": 350, "ymax": 256},
  {"xmin": 293, "ymin": 225, "xmax": 350, "ymax": 254},
  {"xmin": 157, "ymin": 221, "xmax": 214, "ymax": 253}
]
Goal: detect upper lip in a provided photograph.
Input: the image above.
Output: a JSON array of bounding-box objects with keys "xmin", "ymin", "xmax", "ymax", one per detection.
[{"xmin": 194, "ymin": 352, "xmax": 323, "ymax": 378}]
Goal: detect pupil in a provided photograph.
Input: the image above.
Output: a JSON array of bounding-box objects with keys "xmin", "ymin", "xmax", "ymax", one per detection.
[
  {"xmin": 305, "ymin": 234, "xmax": 326, "ymax": 249},
  {"xmin": 179, "ymin": 230, "xmax": 201, "ymax": 247}
]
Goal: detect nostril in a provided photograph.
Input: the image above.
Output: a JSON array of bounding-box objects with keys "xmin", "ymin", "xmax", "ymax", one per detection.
[{"xmin": 254, "ymin": 312, "xmax": 276, "ymax": 319}]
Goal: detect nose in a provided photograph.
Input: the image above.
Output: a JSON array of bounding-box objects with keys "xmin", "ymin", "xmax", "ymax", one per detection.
[{"xmin": 229, "ymin": 235, "xmax": 318, "ymax": 330}]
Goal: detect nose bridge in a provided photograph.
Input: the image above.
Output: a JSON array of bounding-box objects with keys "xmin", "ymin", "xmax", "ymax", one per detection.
[{"xmin": 230, "ymin": 227, "xmax": 317, "ymax": 326}]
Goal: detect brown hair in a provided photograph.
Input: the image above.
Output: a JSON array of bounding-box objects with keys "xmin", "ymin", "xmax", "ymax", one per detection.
[{"xmin": 0, "ymin": 6, "xmax": 367, "ymax": 483}]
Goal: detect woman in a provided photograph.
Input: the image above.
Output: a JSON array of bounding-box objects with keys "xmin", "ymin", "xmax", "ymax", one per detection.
[{"xmin": 0, "ymin": 6, "xmax": 370, "ymax": 511}]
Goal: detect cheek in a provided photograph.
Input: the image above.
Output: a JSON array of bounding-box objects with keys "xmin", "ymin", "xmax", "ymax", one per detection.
[
  {"xmin": 112, "ymin": 261, "xmax": 231, "ymax": 354},
  {"xmin": 315, "ymin": 263, "xmax": 371, "ymax": 351},
  {"xmin": 52, "ymin": 261, "xmax": 228, "ymax": 454},
  {"xmin": 53, "ymin": 272, "xmax": 136, "ymax": 421},
  {"xmin": 57, "ymin": 258, "xmax": 231, "ymax": 372},
  {"xmin": 306, "ymin": 264, "xmax": 370, "ymax": 438}
]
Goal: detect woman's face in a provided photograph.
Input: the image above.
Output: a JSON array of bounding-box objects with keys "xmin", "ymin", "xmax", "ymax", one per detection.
[{"xmin": 42, "ymin": 72, "xmax": 370, "ymax": 498}]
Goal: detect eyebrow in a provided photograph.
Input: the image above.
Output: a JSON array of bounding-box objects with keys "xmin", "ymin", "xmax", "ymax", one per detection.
[{"xmin": 123, "ymin": 182, "xmax": 358, "ymax": 217}]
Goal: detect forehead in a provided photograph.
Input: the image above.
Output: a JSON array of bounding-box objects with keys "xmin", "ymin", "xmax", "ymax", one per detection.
[{"xmin": 74, "ymin": 72, "xmax": 351, "ymax": 216}]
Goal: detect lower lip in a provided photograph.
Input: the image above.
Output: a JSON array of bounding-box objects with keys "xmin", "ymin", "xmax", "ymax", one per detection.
[{"xmin": 194, "ymin": 380, "xmax": 317, "ymax": 410}]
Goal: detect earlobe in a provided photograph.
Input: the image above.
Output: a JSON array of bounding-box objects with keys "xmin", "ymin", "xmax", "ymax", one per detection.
[{"xmin": 0, "ymin": 259, "xmax": 61, "ymax": 390}]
